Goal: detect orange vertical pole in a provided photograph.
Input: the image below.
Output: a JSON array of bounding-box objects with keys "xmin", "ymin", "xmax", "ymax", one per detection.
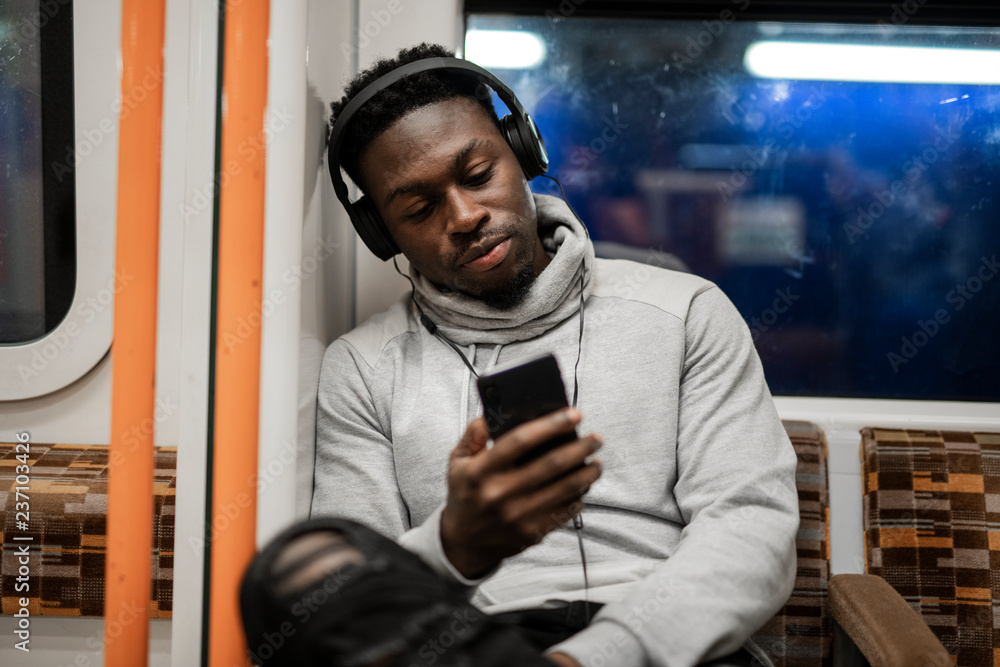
[
  {"xmin": 105, "ymin": 0, "xmax": 165, "ymax": 664},
  {"xmin": 208, "ymin": 0, "xmax": 270, "ymax": 665}
]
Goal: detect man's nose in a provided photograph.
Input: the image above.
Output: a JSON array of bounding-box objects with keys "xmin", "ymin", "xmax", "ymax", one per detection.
[{"xmin": 445, "ymin": 189, "xmax": 489, "ymax": 236}]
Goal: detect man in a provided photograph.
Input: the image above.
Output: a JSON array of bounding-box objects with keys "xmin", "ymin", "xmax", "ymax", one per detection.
[{"xmin": 311, "ymin": 43, "xmax": 799, "ymax": 666}]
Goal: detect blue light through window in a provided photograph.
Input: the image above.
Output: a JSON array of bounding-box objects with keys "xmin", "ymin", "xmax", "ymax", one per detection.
[{"xmin": 466, "ymin": 18, "xmax": 1000, "ymax": 401}]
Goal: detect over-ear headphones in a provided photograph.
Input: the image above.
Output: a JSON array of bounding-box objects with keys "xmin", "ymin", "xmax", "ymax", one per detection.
[{"xmin": 326, "ymin": 57, "xmax": 550, "ymax": 261}]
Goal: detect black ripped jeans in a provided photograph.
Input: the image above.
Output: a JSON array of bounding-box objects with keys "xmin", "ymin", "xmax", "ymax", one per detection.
[{"xmin": 239, "ymin": 517, "xmax": 758, "ymax": 667}]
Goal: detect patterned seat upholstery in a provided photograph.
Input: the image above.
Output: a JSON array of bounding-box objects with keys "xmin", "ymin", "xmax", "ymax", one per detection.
[
  {"xmin": 753, "ymin": 420, "xmax": 833, "ymax": 667},
  {"xmin": 863, "ymin": 427, "xmax": 1000, "ymax": 666},
  {"xmin": 0, "ymin": 443, "xmax": 175, "ymax": 617},
  {"xmin": 0, "ymin": 423, "xmax": 832, "ymax": 662}
]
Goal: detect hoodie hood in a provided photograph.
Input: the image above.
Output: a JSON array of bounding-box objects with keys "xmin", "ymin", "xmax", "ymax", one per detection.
[{"xmin": 409, "ymin": 193, "xmax": 595, "ymax": 346}]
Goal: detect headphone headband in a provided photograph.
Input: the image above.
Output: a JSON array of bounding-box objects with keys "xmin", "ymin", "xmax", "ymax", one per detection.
[
  {"xmin": 326, "ymin": 56, "xmax": 548, "ymax": 260},
  {"xmin": 328, "ymin": 57, "xmax": 528, "ymax": 175}
]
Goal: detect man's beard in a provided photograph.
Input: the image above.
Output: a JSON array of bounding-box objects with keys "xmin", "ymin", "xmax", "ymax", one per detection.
[
  {"xmin": 477, "ymin": 260, "xmax": 537, "ymax": 310},
  {"xmin": 451, "ymin": 224, "xmax": 541, "ymax": 310}
]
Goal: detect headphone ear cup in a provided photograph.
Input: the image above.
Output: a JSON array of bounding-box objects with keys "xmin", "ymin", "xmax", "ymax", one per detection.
[
  {"xmin": 500, "ymin": 114, "xmax": 548, "ymax": 181},
  {"xmin": 351, "ymin": 195, "xmax": 400, "ymax": 261}
]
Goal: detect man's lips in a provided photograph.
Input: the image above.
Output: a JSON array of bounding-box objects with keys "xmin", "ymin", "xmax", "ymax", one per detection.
[{"xmin": 460, "ymin": 237, "xmax": 511, "ymax": 272}]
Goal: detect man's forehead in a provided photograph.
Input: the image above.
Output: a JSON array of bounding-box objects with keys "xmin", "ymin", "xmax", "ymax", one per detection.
[
  {"xmin": 377, "ymin": 96, "xmax": 499, "ymax": 146},
  {"xmin": 361, "ymin": 98, "xmax": 503, "ymax": 189}
]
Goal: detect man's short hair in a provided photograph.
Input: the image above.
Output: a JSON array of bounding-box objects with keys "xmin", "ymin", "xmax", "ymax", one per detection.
[{"xmin": 328, "ymin": 43, "xmax": 500, "ymax": 194}]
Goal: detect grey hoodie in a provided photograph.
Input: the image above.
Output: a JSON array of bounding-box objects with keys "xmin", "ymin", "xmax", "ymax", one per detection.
[{"xmin": 312, "ymin": 194, "xmax": 799, "ymax": 667}]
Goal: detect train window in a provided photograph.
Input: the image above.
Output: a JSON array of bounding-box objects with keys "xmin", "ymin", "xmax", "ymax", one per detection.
[
  {"xmin": 465, "ymin": 14, "xmax": 1000, "ymax": 401},
  {"xmin": 0, "ymin": 0, "xmax": 76, "ymax": 344}
]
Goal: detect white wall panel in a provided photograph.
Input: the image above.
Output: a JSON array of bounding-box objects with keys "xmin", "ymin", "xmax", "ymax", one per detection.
[
  {"xmin": 256, "ymin": 0, "xmax": 310, "ymax": 546},
  {"xmin": 164, "ymin": 0, "xmax": 223, "ymax": 663},
  {"xmin": 0, "ymin": 617, "xmax": 170, "ymax": 667},
  {"xmin": 298, "ymin": 0, "xmax": 357, "ymax": 518},
  {"xmin": 0, "ymin": 356, "xmax": 110, "ymax": 443}
]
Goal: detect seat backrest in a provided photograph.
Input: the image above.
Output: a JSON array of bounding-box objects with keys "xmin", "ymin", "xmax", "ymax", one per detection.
[
  {"xmin": 0, "ymin": 443, "xmax": 175, "ymax": 617},
  {"xmin": 753, "ymin": 420, "xmax": 832, "ymax": 667},
  {"xmin": 862, "ymin": 427, "xmax": 1000, "ymax": 665}
]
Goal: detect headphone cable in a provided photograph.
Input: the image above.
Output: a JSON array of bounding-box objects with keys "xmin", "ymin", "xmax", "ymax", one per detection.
[
  {"xmin": 391, "ymin": 177, "xmax": 593, "ymax": 621},
  {"xmin": 542, "ymin": 173, "xmax": 592, "ymax": 618},
  {"xmin": 393, "ymin": 257, "xmax": 481, "ymax": 379}
]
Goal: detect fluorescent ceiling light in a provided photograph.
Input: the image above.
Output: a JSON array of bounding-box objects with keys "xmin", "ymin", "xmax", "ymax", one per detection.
[
  {"xmin": 465, "ymin": 30, "xmax": 546, "ymax": 69},
  {"xmin": 744, "ymin": 41, "xmax": 1000, "ymax": 85}
]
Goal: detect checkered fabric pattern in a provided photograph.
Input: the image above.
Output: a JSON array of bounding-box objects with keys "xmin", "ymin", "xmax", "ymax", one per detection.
[
  {"xmin": 0, "ymin": 424, "xmax": 827, "ymax": 656},
  {"xmin": 863, "ymin": 427, "xmax": 1000, "ymax": 667},
  {"xmin": 0, "ymin": 443, "xmax": 175, "ymax": 617},
  {"xmin": 753, "ymin": 420, "xmax": 832, "ymax": 667}
]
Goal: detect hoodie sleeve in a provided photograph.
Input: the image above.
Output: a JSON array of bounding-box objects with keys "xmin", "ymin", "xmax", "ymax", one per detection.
[
  {"xmin": 548, "ymin": 286, "xmax": 800, "ymax": 667},
  {"xmin": 311, "ymin": 338, "xmax": 490, "ymax": 587}
]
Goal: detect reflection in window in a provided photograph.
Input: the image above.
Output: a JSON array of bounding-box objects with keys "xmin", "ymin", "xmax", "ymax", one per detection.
[
  {"xmin": 466, "ymin": 17, "xmax": 1000, "ymax": 401},
  {"xmin": 0, "ymin": 0, "xmax": 75, "ymax": 344}
]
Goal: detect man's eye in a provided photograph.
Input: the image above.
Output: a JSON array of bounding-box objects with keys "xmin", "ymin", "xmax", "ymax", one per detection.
[
  {"xmin": 466, "ymin": 165, "xmax": 494, "ymax": 186},
  {"xmin": 406, "ymin": 203, "xmax": 433, "ymax": 220}
]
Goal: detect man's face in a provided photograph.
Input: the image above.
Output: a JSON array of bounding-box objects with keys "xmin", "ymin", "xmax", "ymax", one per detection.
[{"xmin": 359, "ymin": 97, "xmax": 549, "ymax": 308}]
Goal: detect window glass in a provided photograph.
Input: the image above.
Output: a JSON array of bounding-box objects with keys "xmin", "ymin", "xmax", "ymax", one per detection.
[
  {"xmin": 0, "ymin": 0, "xmax": 75, "ymax": 344},
  {"xmin": 466, "ymin": 16, "xmax": 1000, "ymax": 401}
]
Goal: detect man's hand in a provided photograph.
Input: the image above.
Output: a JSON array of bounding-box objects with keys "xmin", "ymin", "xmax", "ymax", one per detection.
[
  {"xmin": 547, "ymin": 652, "xmax": 582, "ymax": 666},
  {"xmin": 440, "ymin": 407, "xmax": 603, "ymax": 578}
]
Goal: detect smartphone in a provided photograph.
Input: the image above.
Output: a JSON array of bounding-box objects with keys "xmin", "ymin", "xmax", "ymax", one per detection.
[{"xmin": 476, "ymin": 353, "xmax": 578, "ymax": 467}]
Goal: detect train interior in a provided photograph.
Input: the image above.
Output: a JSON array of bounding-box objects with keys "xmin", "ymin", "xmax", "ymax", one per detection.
[{"xmin": 0, "ymin": 0, "xmax": 998, "ymax": 665}]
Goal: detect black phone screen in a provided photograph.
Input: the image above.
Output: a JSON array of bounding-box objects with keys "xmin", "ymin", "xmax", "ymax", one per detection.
[{"xmin": 476, "ymin": 354, "xmax": 578, "ymax": 466}]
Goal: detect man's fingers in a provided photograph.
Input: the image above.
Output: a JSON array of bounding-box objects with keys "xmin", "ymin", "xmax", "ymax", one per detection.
[
  {"xmin": 526, "ymin": 457, "xmax": 602, "ymax": 517},
  {"xmin": 473, "ymin": 433, "xmax": 601, "ymax": 505},
  {"xmin": 485, "ymin": 408, "xmax": 583, "ymax": 470},
  {"xmin": 513, "ymin": 434, "xmax": 602, "ymax": 491},
  {"xmin": 497, "ymin": 458, "xmax": 603, "ymax": 542},
  {"xmin": 451, "ymin": 416, "xmax": 490, "ymax": 461}
]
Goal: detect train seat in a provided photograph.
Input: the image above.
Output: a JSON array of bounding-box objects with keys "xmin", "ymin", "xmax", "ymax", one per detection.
[
  {"xmin": 752, "ymin": 420, "xmax": 833, "ymax": 664},
  {"xmin": 757, "ymin": 422, "xmax": 951, "ymax": 667},
  {"xmin": 0, "ymin": 444, "xmax": 175, "ymax": 617},
  {"xmin": 862, "ymin": 427, "xmax": 1000, "ymax": 665},
  {"xmin": 0, "ymin": 425, "xmax": 959, "ymax": 667}
]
